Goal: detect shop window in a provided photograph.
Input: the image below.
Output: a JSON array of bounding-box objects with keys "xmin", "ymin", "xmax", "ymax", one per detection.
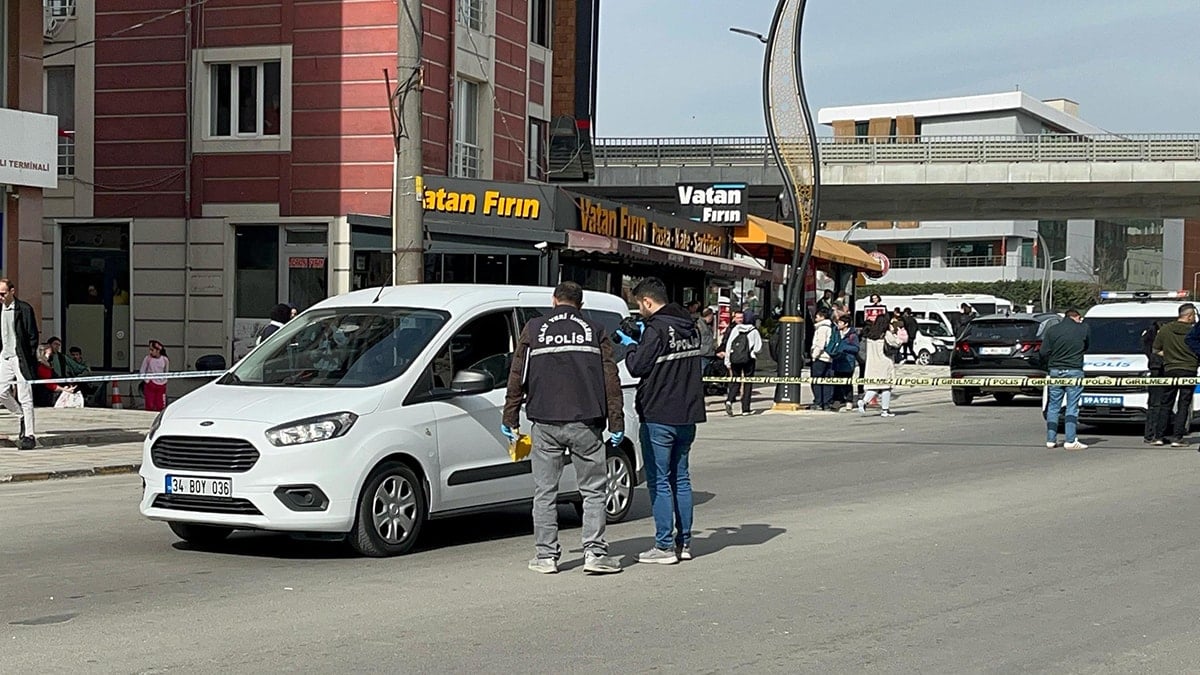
[
  {"xmin": 530, "ymin": 0, "xmax": 551, "ymax": 47},
  {"xmin": 443, "ymin": 253, "xmax": 475, "ymax": 283},
  {"xmin": 235, "ymin": 227, "xmax": 279, "ymax": 318},
  {"xmin": 475, "ymin": 254, "xmax": 507, "ymax": 284},
  {"xmin": 509, "ymin": 255, "xmax": 540, "ymax": 285},
  {"xmin": 424, "ymin": 254, "xmax": 443, "ymax": 283}
]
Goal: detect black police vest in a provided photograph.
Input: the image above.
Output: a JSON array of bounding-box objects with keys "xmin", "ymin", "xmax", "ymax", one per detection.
[{"xmin": 524, "ymin": 308, "xmax": 608, "ymax": 424}]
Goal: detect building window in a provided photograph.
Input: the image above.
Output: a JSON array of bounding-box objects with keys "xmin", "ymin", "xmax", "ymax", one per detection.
[
  {"xmin": 45, "ymin": 0, "xmax": 75, "ymax": 17},
  {"xmin": 1037, "ymin": 220, "xmax": 1068, "ymax": 271},
  {"xmin": 194, "ymin": 46, "xmax": 292, "ymax": 153},
  {"xmin": 453, "ymin": 79, "xmax": 481, "ymax": 178},
  {"xmin": 458, "ymin": 0, "xmax": 484, "ymax": 31},
  {"xmin": 528, "ymin": 118, "xmax": 548, "ymax": 181},
  {"xmin": 530, "ymin": 0, "xmax": 550, "ymax": 47},
  {"xmin": 210, "ymin": 61, "xmax": 281, "ymax": 138},
  {"xmin": 45, "ymin": 66, "xmax": 74, "ymax": 177}
]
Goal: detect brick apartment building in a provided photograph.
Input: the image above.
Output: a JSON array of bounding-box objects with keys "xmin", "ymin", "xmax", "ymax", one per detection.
[{"xmin": 42, "ymin": 0, "xmax": 599, "ymax": 375}]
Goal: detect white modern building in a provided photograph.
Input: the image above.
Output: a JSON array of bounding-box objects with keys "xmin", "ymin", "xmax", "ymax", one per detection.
[{"xmin": 817, "ymin": 92, "xmax": 1185, "ymax": 291}]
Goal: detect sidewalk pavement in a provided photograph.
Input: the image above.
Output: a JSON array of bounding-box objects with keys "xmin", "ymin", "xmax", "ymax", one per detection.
[{"xmin": 0, "ymin": 408, "xmax": 154, "ymax": 483}]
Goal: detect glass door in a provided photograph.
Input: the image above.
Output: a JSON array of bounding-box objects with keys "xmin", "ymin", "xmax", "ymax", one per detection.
[
  {"xmin": 232, "ymin": 224, "xmax": 328, "ymax": 360},
  {"xmin": 61, "ymin": 223, "xmax": 130, "ymax": 370}
]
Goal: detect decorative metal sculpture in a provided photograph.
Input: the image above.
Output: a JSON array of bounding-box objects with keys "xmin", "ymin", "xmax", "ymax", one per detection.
[{"xmin": 764, "ymin": 0, "xmax": 822, "ymax": 408}]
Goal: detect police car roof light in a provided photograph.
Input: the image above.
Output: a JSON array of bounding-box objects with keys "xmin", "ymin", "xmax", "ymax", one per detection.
[{"xmin": 1099, "ymin": 290, "xmax": 1189, "ymax": 302}]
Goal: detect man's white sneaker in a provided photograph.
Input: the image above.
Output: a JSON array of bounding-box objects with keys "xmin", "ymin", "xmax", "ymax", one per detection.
[
  {"xmin": 880, "ymin": 411, "xmax": 895, "ymax": 418},
  {"xmin": 1046, "ymin": 442, "xmax": 1057, "ymax": 449},
  {"xmin": 856, "ymin": 401, "xmax": 866, "ymax": 414},
  {"xmin": 637, "ymin": 547, "xmax": 679, "ymax": 565},
  {"xmin": 1064, "ymin": 441, "xmax": 1088, "ymax": 451},
  {"xmin": 528, "ymin": 557, "xmax": 558, "ymax": 574},
  {"xmin": 677, "ymin": 545, "xmax": 693, "ymax": 561}
]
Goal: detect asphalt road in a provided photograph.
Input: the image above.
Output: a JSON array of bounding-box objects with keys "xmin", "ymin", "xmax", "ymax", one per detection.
[{"xmin": 4, "ymin": 397, "xmax": 1200, "ymax": 673}]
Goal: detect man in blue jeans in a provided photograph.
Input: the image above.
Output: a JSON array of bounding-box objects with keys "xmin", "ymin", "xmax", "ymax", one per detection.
[
  {"xmin": 1041, "ymin": 309, "xmax": 1090, "ymax": 450},
  {"xmin": 619, "ymin": 277, "xmax": 706, "ymax": 564}
]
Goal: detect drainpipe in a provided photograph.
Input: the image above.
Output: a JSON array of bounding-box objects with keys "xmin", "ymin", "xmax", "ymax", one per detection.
[{"xmin": 183, "ymin": 4, "xmax": 194, "ymax": 368}]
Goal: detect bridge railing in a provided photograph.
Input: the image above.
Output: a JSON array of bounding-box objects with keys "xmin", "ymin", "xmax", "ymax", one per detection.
[{"xmin": 593, "ymin": 134, "xmax": 1200, "ymax": 167}]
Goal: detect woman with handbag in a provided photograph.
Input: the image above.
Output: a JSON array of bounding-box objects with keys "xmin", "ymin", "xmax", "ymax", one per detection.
[
  {"xmin": 857, "ymin": 315, "xmax": 903, "ymax": 418},
  {"xmin": 36, "ymin": 344, "xmax": 83, "ymax": 408}
]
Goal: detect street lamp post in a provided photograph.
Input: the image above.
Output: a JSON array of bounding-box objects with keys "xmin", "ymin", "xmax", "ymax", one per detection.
[
  {"xmin": 1048, "ymin": 255, "xmax": 1071, "ymax": 311},
  {"xmin": 841, "ymin": 220, "xmax": 867, "ymax": 243},
  {"xmin": 732, "ymin": 0, "xmax": 821, "ymax": 410}
]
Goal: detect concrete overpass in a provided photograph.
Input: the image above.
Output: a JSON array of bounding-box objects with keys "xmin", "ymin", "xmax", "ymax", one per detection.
[{"xmin": 583, "ymin": 134, "xmax": 1200, "ymax": 220}]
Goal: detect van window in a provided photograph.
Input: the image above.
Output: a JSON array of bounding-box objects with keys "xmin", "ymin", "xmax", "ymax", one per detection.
[
  {"xmin": 429, "ymin": 311, "xmax": 516, "ymax": 389},
  {"xmin": 518, "ymin": 307, "xmax": 628, "ymax": 362},
  {"xmin": 1083, "ymin": 317, "xmax": 1157, "ymax": 355},
  {"xmin": 222, "ymin": 307, "xmax": 448, "ymax": 387}
]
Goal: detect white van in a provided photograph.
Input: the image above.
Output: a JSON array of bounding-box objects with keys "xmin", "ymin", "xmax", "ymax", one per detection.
[
  {"xmin": 1072, "ymin": 291, "xmax": 1199, "ymax": 426},
  {"xmin": 139, "ymin": 285, "xmax": 643, "ymax": 556},
  {"xmin": 859, "ymin": 294, "xmax": 1014, "ymax": 335}
]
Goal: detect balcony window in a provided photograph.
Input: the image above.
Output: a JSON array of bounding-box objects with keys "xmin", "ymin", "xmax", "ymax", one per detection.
[
  {"xmin": 45, "ymin": 66, "xmax": 74, "ymax": 177},
  {"xmin": 453, "ymin": 79, "xmax": 481, "ymax": 178},
  {"xmin": 45, "ymin": 0, "xmax": 75, "ymax": 18},
  {"xmin": 530, "ymin": 0, "xmax": 550, "ymax": 47},
  {"xmin": 528, "ymin": 118, "xmax": 547, "ymax": 181},
  {"xmin": 210, "ymin": 61, "xmax": 281, "ymax": 138},
  {"xmin": 458, "ymin": 0, "xmax": 484, "ymax": 31}
]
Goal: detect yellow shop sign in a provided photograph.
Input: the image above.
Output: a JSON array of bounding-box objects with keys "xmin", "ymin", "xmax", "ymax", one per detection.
[{"xmin": 423, "ymin": 187, "xmax": 542, "ymax": 220}]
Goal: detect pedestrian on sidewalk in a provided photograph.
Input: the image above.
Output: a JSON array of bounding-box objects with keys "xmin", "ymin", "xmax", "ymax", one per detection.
[
  {"xmin": 503, "ymin": 281, "xmax": 624, "ymax": 575},
  {"xmin": 857, "ymin": 314, "xmax": 901, "ymax": 418},
  {"xmin": 901, "ymin": 308, "xmax": 919, "ymax": 363},
  {"xmin": 625, "ymin": 277, "xmax": 706, "ymax": 565},
  {"xmin": 1155, "ymin": 303, "xmax": 1200, "ymax": 447},
  {"xmin": 35, "ymin": 343, "xmax": 80, "ymax": 407},
  {"xmin": 831, "ymin": 314, "xmax": 859, "ymax": 411},
  {"xmin": 809, "ymin": 308, "xmax": 837, "ymax": 411},
  {"xmin": 1042, "ymin": 309, "xmax": 1090, "ymax": 450},
  {"xmin": 0, "ymin": 278, "xmax": 39, "ymax": 450},
  {"xmin": 723, "ymin": 310, "xmax": 762, "ymax": 417},
  {"xmin": 256, "ymin": 303, "xmax": 293, "ymax": 346},
  {"xmin": 140, "ymin": 340, "xmax": 170, "ymax": 412}
]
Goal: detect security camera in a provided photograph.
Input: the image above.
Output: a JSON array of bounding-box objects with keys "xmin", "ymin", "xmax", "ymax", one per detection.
[{"xmin": 533, "ymin": 242, "xmax": 549, "ymax": 251}]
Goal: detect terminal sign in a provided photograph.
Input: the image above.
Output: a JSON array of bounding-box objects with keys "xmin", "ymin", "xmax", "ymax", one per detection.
[{"xmin": 676, "ymin": 182, "xmax": 747, "ymax": 226}]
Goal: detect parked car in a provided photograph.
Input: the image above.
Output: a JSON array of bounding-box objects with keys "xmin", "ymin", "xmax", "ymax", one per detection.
[
  {"xmin": 139, "ymin": 285, "xmax": 643, "ymax": 557},
  {"xmin": 913, "ymin": 319, "xmax": 954, "ymax": 366},
  {"xmin": 949, "ymin": 312, "xmax": 1062, "ymax": 405}
]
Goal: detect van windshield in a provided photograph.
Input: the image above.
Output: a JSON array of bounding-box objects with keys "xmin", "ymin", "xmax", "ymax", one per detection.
[
  {"xmin": 221, "ymin": 307, "xmax": 449, "ymax": 387},
  {"xmin": 1083, "ymin": 317, "xmax": 1157, "ymax": 355}
]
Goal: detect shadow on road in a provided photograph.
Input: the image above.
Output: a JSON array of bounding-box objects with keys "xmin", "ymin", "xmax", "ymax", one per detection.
[
  {"xmin": 598, "ymin": 522, "xmax": 787, "ymax": 565},
  {"xmin": 171, "ymin": 491, "xmax": 719, "ymax": 560}
]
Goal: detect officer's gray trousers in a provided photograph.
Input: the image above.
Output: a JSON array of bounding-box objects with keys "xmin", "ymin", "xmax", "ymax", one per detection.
[{"xmin": 531, "ymin": 421, "xmax": 608, "ymax": 560}]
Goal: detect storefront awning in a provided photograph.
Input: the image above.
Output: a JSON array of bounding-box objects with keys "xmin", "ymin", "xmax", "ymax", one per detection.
[
  {"xmin": 565, "ymin": 230, "xmax": 778, "ymax": 282},
  {"xmin": 735, "ymin": 215, "xmax": 883, "ymax": 272}
]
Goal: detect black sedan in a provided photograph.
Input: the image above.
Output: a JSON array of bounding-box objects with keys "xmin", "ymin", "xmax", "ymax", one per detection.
[{"xmin": 949, "ymin": 313, "xmax": 1062, "ymax": 405}]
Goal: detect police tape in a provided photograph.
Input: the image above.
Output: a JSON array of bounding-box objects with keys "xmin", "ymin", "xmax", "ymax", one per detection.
[
  {"xmin": 23, "ymin": 370, "xmax": 228, "ymax": 387},
  {"xmin": 703, "ymin": 376, "xmax": 1200, "ymax": 388}
]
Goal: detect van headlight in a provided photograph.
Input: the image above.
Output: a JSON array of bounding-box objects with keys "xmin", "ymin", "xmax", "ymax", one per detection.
[
  {"xmin": 266, "ymin": 412, "xmax": 358, "ymax": 447},
  {"xmin": 148, "ymin": 411, "xmax": 164, "ymax": 440}
]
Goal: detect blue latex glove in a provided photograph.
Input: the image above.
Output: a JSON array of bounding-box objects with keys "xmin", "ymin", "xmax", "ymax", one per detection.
[
  {"xmin": 610, "ymin": 431, "xmax": 625, "ymax": 446},
  {"xmin": 615, "ymin": 330, "xmax": 637, "ymax": 346},
  {"xmin": 500, "ymin": 424, "xmax": 517, "ymax": 442}
]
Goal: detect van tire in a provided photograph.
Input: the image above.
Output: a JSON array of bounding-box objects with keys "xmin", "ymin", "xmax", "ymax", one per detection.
[
  {"xmin": 916, "ymin": 350, "xmax": 932, "ymax": 366},
  {"xmin": 350, "ymin": 461, "xmax": 427, "ymax": 557},
  {"xmin": 952, "ymin": 388, "xmax": 973, "ymax": 406},
  {"xmin": 570, "ymin": 444, "xmax": 636, "ymax": 525}
]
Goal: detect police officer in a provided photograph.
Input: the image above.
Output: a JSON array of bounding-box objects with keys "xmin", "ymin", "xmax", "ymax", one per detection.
[
  {"xmin": 502, "ymin": 281, "xmax": 625, "ymax": 575},
  {"xmin": 620, "ymin": 277, "xmax": 706, "ymax": 564}
]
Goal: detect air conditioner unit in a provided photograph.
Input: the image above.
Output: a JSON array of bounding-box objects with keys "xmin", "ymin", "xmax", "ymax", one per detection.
[{"xmin": 43, "ymin": 5, "xmax": 67, "ymax": 40}]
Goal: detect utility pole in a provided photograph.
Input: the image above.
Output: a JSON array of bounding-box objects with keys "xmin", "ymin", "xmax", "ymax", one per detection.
[{"xmin": 393, "ymin": 0, "xmax": 425, "ymax": 284}]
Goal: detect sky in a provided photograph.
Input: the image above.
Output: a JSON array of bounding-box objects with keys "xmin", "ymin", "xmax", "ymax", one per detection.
[{"xmin": 595, "ymin": 0, "xmax": 1200, "ymax": 137}]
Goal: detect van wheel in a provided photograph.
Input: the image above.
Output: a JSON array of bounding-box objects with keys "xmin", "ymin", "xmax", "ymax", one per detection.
[
  {"xmin": 350, "ymin": 461, "xmax": 427, "ymax": 557},
  {"xmin": 168, "ymin": 522, "xmax": 233, "ymax": 547},
  {"xmin": 916, "ymin": 350, "xmax": 932, "ymax": 366},
  {"xmin": 574, "ymin": 445, "xmax": 636, "ymax": 524},
  {"xmin": 993, "ymin": 393, "xmax": 1016, "ymax": 405},
  {"xmin": 952, "ymin": 388, "xmax": 973, "ymax": 406}
]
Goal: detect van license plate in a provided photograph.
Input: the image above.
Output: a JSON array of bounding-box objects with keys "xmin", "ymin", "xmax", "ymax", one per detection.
[
  {"xmin": 1082, "ymin": 395, "xmax": 1123, "ymax": 407},
  {"xmin": 165, "ymin": 475, "xmax": 233, "ymax": 498}
]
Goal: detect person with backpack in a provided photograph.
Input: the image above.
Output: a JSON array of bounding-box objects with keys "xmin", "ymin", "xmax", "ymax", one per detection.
[
  {"xmin": 809, "ymin": 307, "xmax": 839, "ymax": 411},
  {"xmin": 857, "ymin": 314, "xmax": 903, "ymax": 417},
  {"xmin": 722, "ymin": 310, "xmax": 762, "ymax": 416},
  {"xmin": 831, "ymin": 314, "xmax": 859, "ymax": 411}
]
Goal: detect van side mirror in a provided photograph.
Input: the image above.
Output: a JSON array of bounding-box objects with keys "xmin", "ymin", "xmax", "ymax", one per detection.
[{"xmin": 450, "ymin": 369, "xmax": 494, "ymax": 396}]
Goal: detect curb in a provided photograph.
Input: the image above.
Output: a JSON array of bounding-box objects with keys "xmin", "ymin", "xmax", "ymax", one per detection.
[
  {"xmin": 1, "ymin": 431, "xmax": 147, "ymax": 449},
  {"xmin": 1, "ymin": 463, "xmax": 141, "ymax": 484}
]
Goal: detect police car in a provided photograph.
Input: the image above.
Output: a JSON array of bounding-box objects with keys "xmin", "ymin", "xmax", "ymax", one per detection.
[
  {"xmin": 140, "ymin": 285, "xmax": 644, "ymax": 557},
  {"xmin": 1047, "ymin": 290, "xmax": 1199, "ymax": 426}
]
